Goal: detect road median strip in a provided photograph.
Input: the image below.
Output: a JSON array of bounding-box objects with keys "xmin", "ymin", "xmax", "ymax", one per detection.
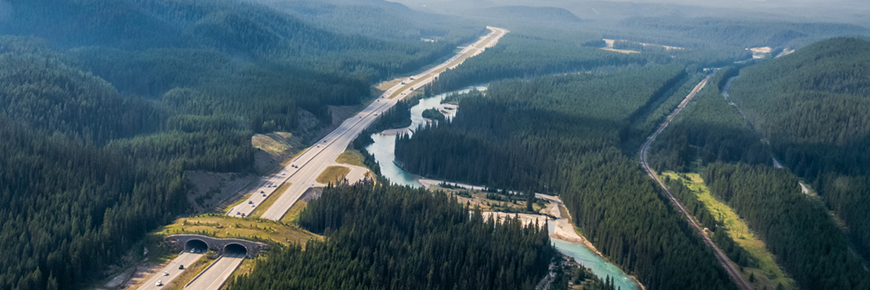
[{"xmin": 184, "ymin": 256, "xmax": 222, "ymax": 289}]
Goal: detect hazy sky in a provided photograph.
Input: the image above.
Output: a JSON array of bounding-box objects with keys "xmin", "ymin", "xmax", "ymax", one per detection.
[
  {"xmin": 0, "ymin": 0, "xmax": 10, "ymax": 22},
  {"xmin": 580, "ymin": 0, "xmax": 868, "ymax": 8}
]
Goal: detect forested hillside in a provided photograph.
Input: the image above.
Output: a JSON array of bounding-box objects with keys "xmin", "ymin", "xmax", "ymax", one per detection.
[
  {"xmin": 704, "ymin": 163, "xmax": 870, "ymax": 290},
  {"xmin": 0, "ymin": 0, "xmax": 483, "ymax": 288},
  {"xmin": 648, "ymin": 66, "xmax": 770, "ymax": 172},
  {"xmin": 395, "ymin": 66, "xmax": 737, "ymax": 290},
  {"xmin": 726, "ymin": 37, "xmax": 870, "ymax": 262},
  {"xmin": 401, "ymin": 65, "xmax": 686, "ymax": 188},
  {"xmin": 421, "ymin": 25, "xmax": 751, "ymax": 97},
  {"xmin": 605, "ymin": 17, "xmax": 870, "ymax": 49},
  {"xmin": 226, "ymin": 181, "xmax": 555, "ymax": 290},
  {"xmin": 2, "ymin": 0, "xmax": 483, "ymax": 134},
  {"xmin": 421, "ymin": 29, "xmax": 650, "ymax": 95},
  {"xmin": 465, "ymin": 6, "xmax": 583, "ymax": 24},
  {"xmin": 252, "ymin": 0, "xmax": 481, "ymax": 41},
  {"xmin": 649, "ymin": 60, "xmax": 870, "ymax": 289}
]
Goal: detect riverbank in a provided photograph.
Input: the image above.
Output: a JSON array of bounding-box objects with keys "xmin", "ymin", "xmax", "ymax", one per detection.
[
  {"xmin": 364, "ymin": 86, "xmax": 642, "ymax": 290},
  {"xmin": 419, "ymin": 177, "xmax": 644, "ymax": 290}
]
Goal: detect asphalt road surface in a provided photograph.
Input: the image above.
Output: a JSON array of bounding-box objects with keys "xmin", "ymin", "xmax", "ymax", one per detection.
[
  {"xmin": 231, "ymin": 26, "xmax": 509, "ymax": 221},
  {"xmin": 183, "ymin": 252, "xmax": 245, "ymax": 290},
  {"xmin": 638, "ymin": 76, "xmax": 753, "ymax": 290},
  {"xmin": 138, "ymin": 252, "xmax": 203, "ymax": 290}
]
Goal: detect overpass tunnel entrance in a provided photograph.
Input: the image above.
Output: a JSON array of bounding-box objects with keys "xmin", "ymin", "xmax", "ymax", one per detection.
[
  {"xmin": 224, "ymin": 243, "xmax": 247, "ymax": 257},
  {"xmin": 184, "ymin": 239, "xmax": 208, "ymax": 254}
]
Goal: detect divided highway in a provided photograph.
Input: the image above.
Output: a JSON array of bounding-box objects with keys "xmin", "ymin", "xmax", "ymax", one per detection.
[
  {"xmin": 183, "ymin": 252, "xmax": 245, "ymax": 290},
  {"xmin": 139, "ymin": 253, "xmax": 203, "ymax": 290},
  {"xmin": 638, "ymin": 75, "xmax": 754, "ymax": 290},
  {"xmin": 236, "ymin": 26, "xmax": 508, "ymax": 221},
  {"xmin": 138, "ymin": 27, "xmax": 508, "ymax": 290}
]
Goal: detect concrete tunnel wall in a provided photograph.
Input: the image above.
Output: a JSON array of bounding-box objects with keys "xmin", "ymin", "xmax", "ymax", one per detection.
[{"xmin": 166, "ymin": 234, "xmax": 267, "ymax": 258}]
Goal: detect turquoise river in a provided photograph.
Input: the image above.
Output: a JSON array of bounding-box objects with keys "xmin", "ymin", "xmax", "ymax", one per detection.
[{"xmin": 364, "ymin": 87, "xmax": 640, "ymax": 290}]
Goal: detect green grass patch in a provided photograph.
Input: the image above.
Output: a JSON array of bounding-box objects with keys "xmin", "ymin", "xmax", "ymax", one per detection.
[
  {"xmin": 662, "ymin": 172, "xmax": 796, "ymax": 290},
  {"xmin": 336, "ymin": 150, "xmax": 366, "ymax": 168},
  {"xmin": 251, "ymin": 182, "xmax": 291, "ymax": 218},
  {"xmin": 281, "ymin": 200, "xmax": 308, "ymax": 224},
  {"xmin": 316, "ymin": 166, "xmax": 351, "ymax": 184},
  {"xmin": 154, "ymin": 214, "xmax": 321, "ymax": 246},
  {"xmin": 228, "ymin": 256, "xmax": 257, "ymax": 282}
]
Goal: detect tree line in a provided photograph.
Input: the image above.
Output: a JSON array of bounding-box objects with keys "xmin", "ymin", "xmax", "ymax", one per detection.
[
  {"xmin": 395, "ymin": 66, "xmax": 738, "ymax": 289},
  {"xmin": 726, "ymin": 38, "xmax": 870, "ymax": 262},
  {"xmin": 649, "ymin": 52, "xmax": 870, "ymax": 289},
  {"xmin": 0, "ymin": 0, "xmax": 485, "ymax": 287},
  {"xmin": 704, "ymin": 163, "xmax": 870, "ymax": 290},
  {"xmin": 226, "ymin": 180, "xmax": 555, "ymax": 290}
]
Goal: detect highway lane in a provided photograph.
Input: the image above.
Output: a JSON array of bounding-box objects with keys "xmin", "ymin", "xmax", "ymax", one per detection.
[
  {"xmin": 183, "ymin": 252, "xmax": 245, "ymax": 290},
  {"xmin": 230, "ymin": 26, "xmax": 508, "ymax": 221},
  {"xmin": 138, "ymin": 252, "xmax": 203, "ymax": 290},
  {"xmin": 638, "ymin": 75, "xmax": 753, "ymax": 290}
]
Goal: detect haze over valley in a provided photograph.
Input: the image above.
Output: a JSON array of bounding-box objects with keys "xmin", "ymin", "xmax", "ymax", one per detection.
[{"xmin": 0, "ymin": 0, "xmax": 869, "ymax": 289}]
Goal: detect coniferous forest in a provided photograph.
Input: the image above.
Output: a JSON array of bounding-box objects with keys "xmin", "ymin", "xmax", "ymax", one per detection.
[
  {"xmin": 648, "ymin": 41, "xmax": 870, "ymax": 289},
  {"xmin": 396, "ymin": 66, "xmax": 737, "ymax": 289},
  {"xmin": 226, "ymin": 181, "xmax": 555, "ymax": 290},
  {"xmin": 704, "ymin": 163, "xmax": 870, "ymax": 290},
  {"xmin": 4, "ymin": 0, "xmax": 870, "ymax": 288},
  {"xmin": 0, "ymin": 0, "xmax": 482, "ymax": 288},
  {"xmin": 726, "ymin": 38, "xmax": 870, "ymax": 263}
]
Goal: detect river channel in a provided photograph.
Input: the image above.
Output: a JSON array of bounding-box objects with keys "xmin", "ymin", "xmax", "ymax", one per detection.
[{"xmin": 364, "ymin": 87, "xmax": 640, "ymax": 290}]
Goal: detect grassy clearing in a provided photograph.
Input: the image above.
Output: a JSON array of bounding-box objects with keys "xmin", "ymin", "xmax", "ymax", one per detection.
[
  {"xmin": 252, "ymin": 132, "xmax": 302, "ymax": 158},
  {"xmin": 429, "ymin": 185, "xmax": 545, "ymax": 213},
  {"xmin": 662, "ymin": 172, "xmax": 796, "ymax": 290},
  {"xmin": 155, "ymin": 214, "xmax": 321, "ymax": 246},
  {"xmin": 558, "ymin": 205, "xmax": 570, "ymax": 223},
  {"xmin": 316, "ymin": 166, "xmax": 351, "ymax": 184},
  {"xmin": 281, "ymin": 200, "xmax": 308, "ymax": 224},
  {"xmin": 228, "ymin": 257, "xmax": 257, "ymax": 282},
  {"xmin": 372, "ymin": 78, "xmax": 403, "ymax": 98},
  {"xmin": 165, "ymin": 255, "xmax": 211, "ymax": 290},
  {"xmin": 335, "ymin": 150, "xmax": 366, "ymax": 168},
  {"xmin": 251, "ymin": 182, "xmax": 291, "ymax": 218}
]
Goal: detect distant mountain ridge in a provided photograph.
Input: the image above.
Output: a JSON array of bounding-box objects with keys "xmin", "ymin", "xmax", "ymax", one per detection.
[{"xmin": 473, "ymin": 5, "xmax": 582, "ymax": 23}]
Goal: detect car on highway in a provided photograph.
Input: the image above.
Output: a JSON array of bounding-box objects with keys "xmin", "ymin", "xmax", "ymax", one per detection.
[
  {"xmin": 179, "ymin": 265, "xmax": 184, "ymax": 270},
  {"xmin": 163, "ymin": 272, "xmax": 169, "ymax": 276},
  {"xmin": 156, "ymin": 280, "xmax": 163, "ymax": 286},
  {"xmin": 248, "ymin": 201, "xmax": 253, "ymax": 204},
  {"xmin": 260, "ymin": 191, "xmax": 264, "ymax": 193}
]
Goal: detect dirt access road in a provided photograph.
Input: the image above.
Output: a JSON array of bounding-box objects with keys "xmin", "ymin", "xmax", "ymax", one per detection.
[{"xmin": 638, "ymin": 75, "xmax": 753, "ymax": 290}]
